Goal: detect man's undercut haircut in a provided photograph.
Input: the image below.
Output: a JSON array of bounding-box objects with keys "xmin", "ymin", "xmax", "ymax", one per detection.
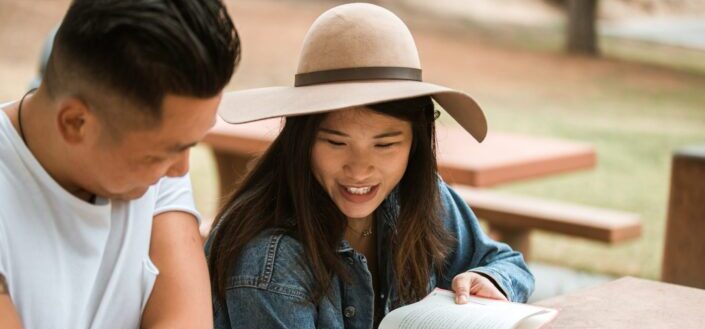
[{"xmin": 44, "ymin": 0, "xmax": 241, "ymax": 126}]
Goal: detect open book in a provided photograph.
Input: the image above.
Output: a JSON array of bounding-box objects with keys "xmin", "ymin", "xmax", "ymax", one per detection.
[{"xmin": 379, "ymin": 289, "xmax": 557, "ymax": 329}]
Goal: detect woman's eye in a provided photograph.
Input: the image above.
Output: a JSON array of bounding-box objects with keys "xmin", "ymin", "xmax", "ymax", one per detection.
[
  {"xmin": 376, "ymin": 143, "xmax": 397, "ymax": 148},
  {"xmin": 327, "ymin": 139, "xmax": 346, "ymax": 146}
]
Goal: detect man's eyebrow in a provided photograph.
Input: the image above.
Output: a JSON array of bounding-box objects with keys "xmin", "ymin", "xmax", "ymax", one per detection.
[{"xmin": 167, "ymin": 142, "xmax": 198, "ymax": 153}]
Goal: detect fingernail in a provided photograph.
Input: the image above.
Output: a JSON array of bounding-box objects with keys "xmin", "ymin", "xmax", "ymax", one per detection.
[{"xmin": 458, "ymin": 294, "xmax": 467, "ymax": 304}]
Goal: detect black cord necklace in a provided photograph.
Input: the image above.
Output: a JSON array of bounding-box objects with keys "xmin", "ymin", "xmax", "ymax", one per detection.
[
  {"xmin": 15, "ymin": 88, "xmax": 97, "ymax": 204},
  {"xmin": 17, "ymin": 88, "xmax": 37, "ymax": 145}
]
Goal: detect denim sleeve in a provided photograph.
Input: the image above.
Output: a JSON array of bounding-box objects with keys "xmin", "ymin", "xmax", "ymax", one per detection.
[
  {"xmin": 436, "ymin": 181, "xmax": 535, "ymax": 302},
  {"xmin": 221, "ymin": 287, "xmax": 316, "ymax": 329}
]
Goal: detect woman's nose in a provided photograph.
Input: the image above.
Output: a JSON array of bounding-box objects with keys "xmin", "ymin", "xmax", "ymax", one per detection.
[{"xmin": 343, "ymin": 148, "xmax": 374, "ymax": 181}]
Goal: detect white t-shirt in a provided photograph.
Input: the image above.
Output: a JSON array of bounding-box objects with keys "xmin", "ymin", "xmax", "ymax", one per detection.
[{"xmin": 0, "ymin": 108, "xmax": 201, "ymax": 329}]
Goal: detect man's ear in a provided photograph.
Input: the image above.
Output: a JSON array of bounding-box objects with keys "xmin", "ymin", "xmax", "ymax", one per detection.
[{"xmin": 56, "ymin": 97, "xmax": 99, "ymax": 144}]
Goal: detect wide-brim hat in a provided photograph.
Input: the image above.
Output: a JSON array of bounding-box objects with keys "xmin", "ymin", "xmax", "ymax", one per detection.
[{"xmin": 218, "ymin": 3, "xmax": 488, "ymax": 142}]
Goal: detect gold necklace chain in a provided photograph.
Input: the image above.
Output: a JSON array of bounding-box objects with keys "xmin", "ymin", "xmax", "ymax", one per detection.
[{"xmin": 347, "ymin": 222, "xmax": 373, "ymax": 238}]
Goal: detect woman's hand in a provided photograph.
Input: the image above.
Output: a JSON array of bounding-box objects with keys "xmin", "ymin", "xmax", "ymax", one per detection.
[{"xmin": 451, "ymin": 272, "xmax": 508, "ymax": 304}]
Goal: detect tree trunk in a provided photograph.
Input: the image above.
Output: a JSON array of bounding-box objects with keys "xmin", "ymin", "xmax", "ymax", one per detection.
[{"xmin": 566, "ymin": 0, "xmax": 599, "ymax": 55}]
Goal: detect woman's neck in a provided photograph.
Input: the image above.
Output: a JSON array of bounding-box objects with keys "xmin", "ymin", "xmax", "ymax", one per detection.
[
  {"xmin": 346, "ymin": 215, "xmax": 373, "ymax": 236},
  {"xmin": 344, "ymin": 215, "xmax": 375, "ymax": 257}
]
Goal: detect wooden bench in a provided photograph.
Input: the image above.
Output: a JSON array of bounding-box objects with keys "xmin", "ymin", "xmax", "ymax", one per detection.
[
  {"xmin": 200, "ymin": 183, "xmax": 642, "ymax": 256},
  {"xmin": 451, "ymin": 185, "xmax": 642, "ymax": 257}
]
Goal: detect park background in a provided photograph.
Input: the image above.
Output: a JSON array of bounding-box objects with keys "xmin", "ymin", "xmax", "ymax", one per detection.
[{"xmin": 2, "ymin": 0, "xmax": 704, "ymax": 299}]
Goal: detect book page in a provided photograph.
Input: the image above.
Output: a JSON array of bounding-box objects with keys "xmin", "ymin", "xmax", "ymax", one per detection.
[{"xmin": 379, "ymin": 289, "xmax": 556, "ymax": 329}]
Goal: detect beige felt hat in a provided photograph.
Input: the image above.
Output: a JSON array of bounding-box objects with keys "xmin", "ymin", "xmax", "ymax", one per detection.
[{"xmin": 218, "ymin": 2, "xmax": 488, "ymax": 142}]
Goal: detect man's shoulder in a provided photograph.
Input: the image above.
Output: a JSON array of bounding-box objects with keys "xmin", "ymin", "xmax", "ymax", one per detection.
[
  {"xmin": 0, "ymin": 171, "xmax": 11, "ymax": 194},
  {"xmin": 0, "ymin": 166, "xmax": 26, "ymax": 219},
  {"xmin": 0, "ymin": 121, "xmax": 28, "ymax": 201}
]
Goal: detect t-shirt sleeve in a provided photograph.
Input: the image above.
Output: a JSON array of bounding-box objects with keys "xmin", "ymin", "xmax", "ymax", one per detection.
[{"xmin": 153, "ymin": 173, "xmax": 202, "ymax": 225}]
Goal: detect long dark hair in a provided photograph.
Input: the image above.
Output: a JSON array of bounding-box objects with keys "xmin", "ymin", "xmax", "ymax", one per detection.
[{"xmin": 207, "ymin": 96, "xmax": 453, "ymax": 305}]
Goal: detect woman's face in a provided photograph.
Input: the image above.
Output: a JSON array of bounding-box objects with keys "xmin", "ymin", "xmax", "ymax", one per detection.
[{"xmin": 311, "ymin": 107, "xmax": 413, "ymax": 221}]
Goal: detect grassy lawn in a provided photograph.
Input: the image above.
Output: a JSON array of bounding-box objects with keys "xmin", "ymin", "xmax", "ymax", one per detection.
[
  {"xmin": 446, "ymin": 20, "xmax": 705, "ymax": 279},
  {"xmin": 484, "ymin": 82, "xmax": 705, "ymax": 279}
]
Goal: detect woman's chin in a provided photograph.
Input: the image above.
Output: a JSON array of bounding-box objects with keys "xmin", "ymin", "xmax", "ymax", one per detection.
[{"xmin": 338, "ymin": 204, "xmax": 376, "ymax": 220}]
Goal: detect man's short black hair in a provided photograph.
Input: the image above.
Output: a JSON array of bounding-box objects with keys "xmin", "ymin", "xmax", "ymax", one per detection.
[{"xmin": 44, "ymin": 0, "xmax": 241, "ymax": 125}]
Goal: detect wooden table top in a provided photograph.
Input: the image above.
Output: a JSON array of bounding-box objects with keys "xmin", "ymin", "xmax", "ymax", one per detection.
[
  {"xmin": 204, "ymin": 118, "xmax": 597, "ymax": 187},
  {"xmin": 533, "ymin": 277, "xmax": 705, "ymax": 329}
]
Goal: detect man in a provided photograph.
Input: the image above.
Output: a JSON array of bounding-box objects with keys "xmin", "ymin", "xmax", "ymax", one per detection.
[{"xmin": 0, "ymin": 0, "xmax": 240, "ymax": 328}]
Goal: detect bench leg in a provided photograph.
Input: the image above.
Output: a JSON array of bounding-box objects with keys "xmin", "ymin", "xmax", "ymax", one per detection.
[
  {"xmin": 662, "ymin": 145, "xmax": 705, "ymax": 289},
  {"xmin": 213, "ymin": 150, "xmax": 253, "ymax": 209},
  {"xmin": 488, "ymin": 224, "xmax": 531, "ymax": 260}
]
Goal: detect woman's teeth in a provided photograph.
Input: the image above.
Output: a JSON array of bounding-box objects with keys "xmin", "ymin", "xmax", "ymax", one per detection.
[{"xmin": 346, "ymin": 186, "xmax": 372, "ymax": 195}]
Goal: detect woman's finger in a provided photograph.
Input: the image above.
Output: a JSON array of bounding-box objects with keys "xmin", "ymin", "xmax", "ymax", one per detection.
[{"xmin": 451, "ymin": 273, "xmax": 471, "ymax": 304}]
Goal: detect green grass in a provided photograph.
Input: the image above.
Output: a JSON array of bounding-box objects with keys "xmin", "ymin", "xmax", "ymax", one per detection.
[
  {"xmin": 474, "ymin": 61, "xmax": 705, "ymax": 279},
  {"xmin": 428, "ymin": 16, "xmax": 705, "ymax": 278},
  {"xmin": 403, "ymin": 21, "xmax": 705, "ymax": 279}
]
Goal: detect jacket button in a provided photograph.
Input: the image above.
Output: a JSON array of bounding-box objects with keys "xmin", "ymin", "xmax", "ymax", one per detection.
[{"xmin": 344, "ymin": 306, "xmax": 356, "ymax": 318}]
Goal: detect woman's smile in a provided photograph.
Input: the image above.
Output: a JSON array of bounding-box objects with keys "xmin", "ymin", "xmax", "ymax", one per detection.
[{"xmin": 339, "ymin": 183, "xmax": 379, "ymax": 203}]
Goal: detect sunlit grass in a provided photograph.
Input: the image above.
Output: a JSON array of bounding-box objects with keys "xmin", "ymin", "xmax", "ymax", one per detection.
[{"xmin": 478, "ymin": 68, "xmax": 705, "ymax": 279}]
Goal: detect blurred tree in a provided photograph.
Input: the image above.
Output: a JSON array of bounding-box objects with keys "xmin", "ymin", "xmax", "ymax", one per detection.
[{"xmin": 565, "ymin": 0, "xmax": 600, "ymax": 55}]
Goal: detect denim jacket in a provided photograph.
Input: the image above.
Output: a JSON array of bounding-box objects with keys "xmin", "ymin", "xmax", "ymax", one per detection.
[{"xmin": 207, "ymin": 181, "xmax": 534, "ymax": 329}]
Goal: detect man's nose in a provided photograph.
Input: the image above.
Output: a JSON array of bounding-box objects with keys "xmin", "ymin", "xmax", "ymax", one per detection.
[{"xmin": 166, "ymin": 150, "xmax": 190, "ymax": 177}]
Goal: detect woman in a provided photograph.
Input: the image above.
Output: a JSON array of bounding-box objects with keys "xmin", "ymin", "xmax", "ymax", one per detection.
[{"xmin": 207, "ymin": 3, "xmax": 533, "ymax": 329}]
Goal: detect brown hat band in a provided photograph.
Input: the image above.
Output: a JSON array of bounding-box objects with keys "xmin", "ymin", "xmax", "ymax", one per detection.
[{"xmin": 294, "ymin": 66, "xmax": 422, "ymax": 87}]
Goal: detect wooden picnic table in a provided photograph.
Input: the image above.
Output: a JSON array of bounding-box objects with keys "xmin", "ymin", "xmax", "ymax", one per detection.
[
  {"xmin": 198, "ymin": 118, "xmax": 640, "ymax": 253},
  {"xmin": 533, "ymin": 276, "xmax": 705, "ymax": 328},
  {"xmin": 203, "ymin": 117, "xmax": 597, "ymax": 194}
]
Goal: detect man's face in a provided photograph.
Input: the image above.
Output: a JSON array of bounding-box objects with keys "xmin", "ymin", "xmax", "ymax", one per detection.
[{"xmin": 78, "ymin": 93, "xmax": 221, "ymax": 200}]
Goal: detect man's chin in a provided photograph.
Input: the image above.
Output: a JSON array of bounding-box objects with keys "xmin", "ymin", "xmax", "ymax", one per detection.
[{"xmin": 108, "ymin": 187, "xmax": 150, "ymax": 201}]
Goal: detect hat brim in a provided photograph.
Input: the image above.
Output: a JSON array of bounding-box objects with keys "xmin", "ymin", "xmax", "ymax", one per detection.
[{"xmin": 218, "ymin": 80, "xmax": 487, "ymax": 142}]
